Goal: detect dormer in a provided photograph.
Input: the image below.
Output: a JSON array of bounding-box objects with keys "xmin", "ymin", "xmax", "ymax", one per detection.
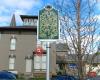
[{"xmin": 20, "ymin": 15, "xmax": 38, "ymax": 27}]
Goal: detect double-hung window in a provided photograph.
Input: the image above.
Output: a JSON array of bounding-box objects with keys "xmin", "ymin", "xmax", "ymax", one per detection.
[
  {"xmin": 34, "ymin": 54, "xmax": 46, "ymax": 71},
  {"xmin": 10, "ymin": 36, "xmax": 16, "ymax": 50},
  {"xmin": 9, "ymin": 54, "xmax": 16, "ymax": 70},
  {"xmin": 25, "ymin": 55, "xmax": 32, "ymax": 73}
]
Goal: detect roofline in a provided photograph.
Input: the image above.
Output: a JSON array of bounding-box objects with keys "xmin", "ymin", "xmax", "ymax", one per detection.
[
  {"xmin": 0, "ymin": 26, "xmax": 37, "ymax": 32},
  {"xmin": 20, "ymin": 15, "xmax": 38, "ymax": 21}
]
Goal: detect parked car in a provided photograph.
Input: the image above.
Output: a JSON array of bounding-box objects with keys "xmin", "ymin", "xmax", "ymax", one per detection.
[
  {"xmin": 87, "ymin": 71, "xmax": 96, "ymax": 77},
  {"xmin": 0, "ymin": 70, "xmax": 16, "ymax": 80},
  {"xmin": 85, "ymin": 76, "xmax": 100, "ymax": 80},
  {"xmin": 51, "ymin": 75, "xmax": 77, "ymax": 80}
]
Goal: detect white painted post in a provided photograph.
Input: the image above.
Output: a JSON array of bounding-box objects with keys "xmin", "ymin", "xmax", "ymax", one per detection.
[{"xmin": 46, "ymin": 42, "xmax": 50, "ymax": 80}]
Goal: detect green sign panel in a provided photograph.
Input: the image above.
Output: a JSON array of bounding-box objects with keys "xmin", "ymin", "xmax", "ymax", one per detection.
[{"xmin": 38, "ymin": 5, "xmax": 59, "ymax": 41}]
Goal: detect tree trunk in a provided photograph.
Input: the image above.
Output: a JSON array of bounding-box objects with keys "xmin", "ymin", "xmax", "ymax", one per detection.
[
  {"xmin": 77, "ymin": 0, "xmax": 84, "ymax": 80},
  {"xmin": 77, "ymin": 55, "xmax": 84, "ymax": 80}
]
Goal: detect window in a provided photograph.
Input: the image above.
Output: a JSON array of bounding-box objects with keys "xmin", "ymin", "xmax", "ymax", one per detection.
[
  {"xmin": 28, "ymin": 19, "xmax": 32, "ymax": 25},
  {"xmin": 9, "ymin": 54, "xmax": 16, "ymax": 70},
  {"xmin": 33, "ymin": 19, "xmax": 37, "ymax": 26},
  {"xmin": 25, "ymin": 55, "xmax": 33, "ymax": 73},
  {"xmin": 25, "ymin": 59, "xmax": 32, "ymax": 72},
  {"xmin": 41, "ymin": 55, "xmax": 46, "ymax": 71},
  {"xmin": 23, "ymin": 19, "xmax": 28, "ymax": 25},
  {"xmin": 23, "ymin": 18, "xmax": 37, "ymax": 26},
  {"xmin": 10, "ymin": 36, "xmax": 16, "ymax": 50},
  {"xmin": 9, "ymin": 58, "xmax": 15, "ymax": 69},
  {"xmin": 34, "ymin": 54, "xmax": 46, "ymax": 71}
]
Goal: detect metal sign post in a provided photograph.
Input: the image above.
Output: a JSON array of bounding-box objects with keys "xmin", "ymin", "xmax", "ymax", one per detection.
[
  {"xmin": 38, "ymin": 5, "xmax": 59, "ymax": 80},
  {"xmin": 46, "ymin": 42, "xmax": 50, "ymax": 80}
]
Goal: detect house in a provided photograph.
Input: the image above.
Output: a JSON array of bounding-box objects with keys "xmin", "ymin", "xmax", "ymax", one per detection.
[
  {"xmin": 56, "ymin": 43, "xmax": 100, "ymax": 76},
  {"xmin": 85, "ymin": 54, "xmax": 100, "ymax": 76},
  {"xmin": 0, "ymin": 15, "xmax": 56, "ymax": 77}
]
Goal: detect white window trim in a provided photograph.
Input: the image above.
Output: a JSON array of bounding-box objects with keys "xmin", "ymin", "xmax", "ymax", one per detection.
[
  {"xmin": 23, "ymin": 19, "xmax": 37, "ymax": 26},
  {"xmin": 25, "ymin": 59, "xmax": 32, "ymax": 73},
  {"xmin": 34, "ymin": 54, "xmax": 46, "ymax": 71},
  {"xmin": 10, "ymin": 36, "xmax": 16, "ymax": 50},
  {"xmin": 9, "ymin": 57, "xmax": 15, "ymax": 70}
]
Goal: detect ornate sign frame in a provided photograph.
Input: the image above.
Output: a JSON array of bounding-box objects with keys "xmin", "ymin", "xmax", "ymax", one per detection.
[{"xmin": 37, "ymin": 5, "xmax": 59, "ymax": 41}]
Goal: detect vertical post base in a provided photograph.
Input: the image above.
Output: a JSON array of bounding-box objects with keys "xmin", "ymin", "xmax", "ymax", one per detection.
[{"xmin": 46, "ymin": 42, "xmax": 50, "ymax": 80}]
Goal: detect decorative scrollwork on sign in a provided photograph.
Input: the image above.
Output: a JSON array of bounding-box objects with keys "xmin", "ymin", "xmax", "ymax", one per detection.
[{"xmin": 38, "ymin": 5, "xmax": 59, "ymax": 40}]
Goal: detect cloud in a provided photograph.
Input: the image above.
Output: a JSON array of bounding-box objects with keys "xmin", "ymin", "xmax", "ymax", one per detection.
[
  {"xmin": 0, "ymin": 16, "xmax": 11, "ymax": 26},
  {"xmin": 17, "ymin": 0, "xmax": 40, "ymax": 10},
  {"xmin": 1, "ymin": 0, "xmax": 40, "ymax": 9},
  {"xmin": 0, "ymin": 0, "xmax": 42, "ymax": 11},
  {"xmin": 0, "ymin": 0, "xmax": 43, "ymax": 26},
  {"xmin": 1, "ymin": 0, "xmax": 18, "ymax": 7},
  {"xmin": 96, "ymin": 0, "xmax": 100, "ymax": 11},
  {"xmin": 96, "ymin": 15, "xmax": 100, "ymax": 20},
  {"xmin": 97, "ymin": 0, "xmax": 100, "ymax": 3},
  {"xmin": 0, "ymin": 6, "xmax": 10, "ymax": 15}
]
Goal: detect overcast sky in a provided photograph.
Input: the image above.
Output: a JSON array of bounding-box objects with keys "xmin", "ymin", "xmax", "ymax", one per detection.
[{"xmin": 0, "ymin": 0, "xmax": 100, "ymax": 26}]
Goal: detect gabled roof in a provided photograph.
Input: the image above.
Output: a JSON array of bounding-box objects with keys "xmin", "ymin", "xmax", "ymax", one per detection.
[
  {"xmin": 10, "ymin": 14, "xmax": 16, "ymax": 27},
  {"xmin": 56, "ymin": 53, "xmax": 100, "ymax": 64},
  {"xmin": 56, "ymin": 54, "xmax": 78, "ymax": 64},
  {"xmin": 56, "ymin": 43, "xmax": 68, "ymax": 52}
]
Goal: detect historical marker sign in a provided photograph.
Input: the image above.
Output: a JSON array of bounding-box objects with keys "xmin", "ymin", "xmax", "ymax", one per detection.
[
  {"xmin": 37, "ymin": 5, "xmax": 59, "ymax": 80},
  {"xmin": 38, "ymin": 5, "xmax": 59, "ymax": 41}
]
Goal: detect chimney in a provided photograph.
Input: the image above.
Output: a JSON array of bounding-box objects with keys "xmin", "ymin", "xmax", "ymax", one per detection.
[{"xmin": 10, "ymin": 14, "xmax": 16, "ymax": 27}]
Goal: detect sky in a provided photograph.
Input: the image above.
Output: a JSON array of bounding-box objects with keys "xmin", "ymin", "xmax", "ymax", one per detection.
[
  {"xmin": 0, "ymin": 0, "xmax": 54, "ymax": 26},
  {"xmin": 0, "ymin": 0, "xmax": 100, "ymax": 27},
  {"xmin": 0, "ymin": 0, "xmax": 99, "ymax": 52}
]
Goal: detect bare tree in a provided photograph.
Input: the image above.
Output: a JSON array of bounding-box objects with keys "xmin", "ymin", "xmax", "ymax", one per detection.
[{"xmin": 54, "ymin": 0, "xmax": 99, "ymax": 80}]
